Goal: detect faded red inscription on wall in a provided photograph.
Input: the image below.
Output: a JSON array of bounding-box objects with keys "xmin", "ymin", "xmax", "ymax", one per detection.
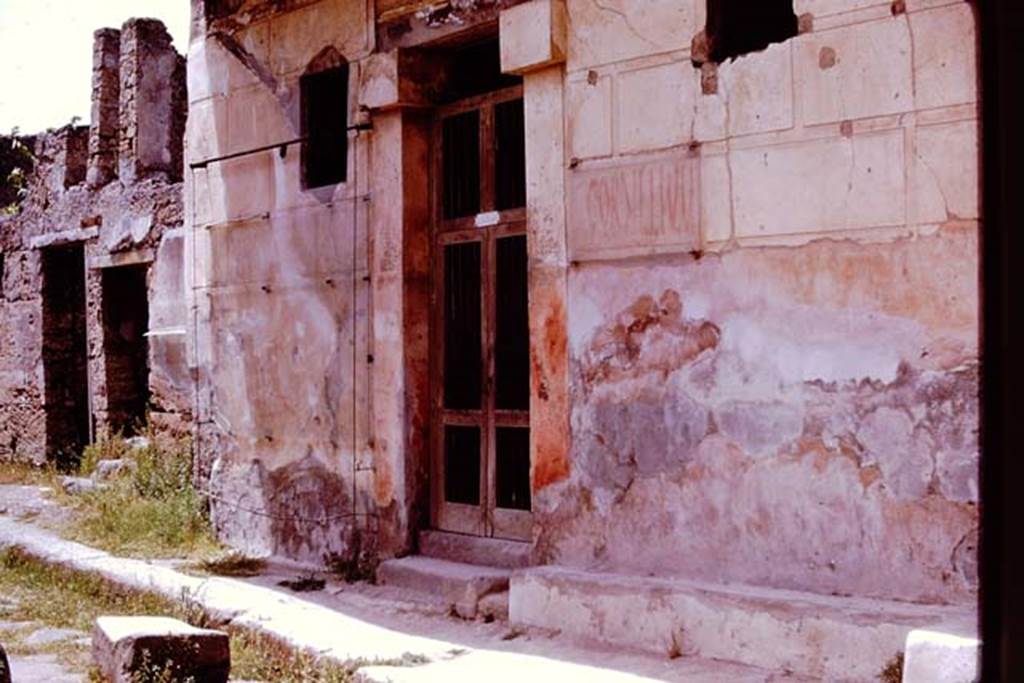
[{"xmin": 568, "ymin": 149, "xmax": 701, "ymax": 260}]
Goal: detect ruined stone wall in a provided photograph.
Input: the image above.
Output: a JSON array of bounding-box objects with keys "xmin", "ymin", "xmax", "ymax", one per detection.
[
  {"xmin": 0, "ymin": 20, "xmax": 190, "ymax": 463},
  {"xmin": 526, "ymin": 0, "xmax": 980, "ymax": 605},
  {"xmin": 187, "ymin": 0, "xmax": 376, "ymax": 563}
]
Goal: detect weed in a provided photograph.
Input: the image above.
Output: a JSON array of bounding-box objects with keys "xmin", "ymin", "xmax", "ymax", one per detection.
[
  {"xmin": 195, "ymin": 552, "xmax": 267, "ymax": 578},
  {"xmin": 667, "ymin": 629, "xmax": 684, "ymax": 660},
  {"xmin": 324, "ymin": 531, "xmax": 378, "ymax": 583},
  {"xmin": 879, "ymin": 652, "xmax": 904, "ymax": 683},
  {"xmin": 277, "ymin": 573, "xmax": 326, "ymax": 592}
]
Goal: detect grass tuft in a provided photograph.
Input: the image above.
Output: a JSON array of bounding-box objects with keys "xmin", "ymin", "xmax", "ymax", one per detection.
[{"xmin": 64, "ymin": 431, "xmax": 220, "ymax": 559}]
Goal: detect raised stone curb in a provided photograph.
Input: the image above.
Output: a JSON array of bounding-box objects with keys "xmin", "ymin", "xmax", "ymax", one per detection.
[{"xmin": 0, "ymin": 516, "xmax": 457, "ymax": 667}]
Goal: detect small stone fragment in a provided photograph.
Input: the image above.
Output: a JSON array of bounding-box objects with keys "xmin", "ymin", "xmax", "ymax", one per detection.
[
  {"xmin": 92, "ymin": 616, "xmax": 230, "ymax": 683},
  {"xmin": 92, "ymin": 458, "xmax": 136, "ymax": 482},
  {"xmin": 61, "ymin": 476, "xmax": 100, "ymax": 495}
]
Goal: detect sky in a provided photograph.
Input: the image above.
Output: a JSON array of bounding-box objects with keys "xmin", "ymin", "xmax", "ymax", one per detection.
[{"xmin": 0, "ymin": 0, "xmax": 191, "ymax": 134}]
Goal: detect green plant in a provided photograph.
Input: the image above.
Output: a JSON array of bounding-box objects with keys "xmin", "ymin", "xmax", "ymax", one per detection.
[{"xmin": 66, "ymin": 431, "xmax": 220, "ymax": 559}]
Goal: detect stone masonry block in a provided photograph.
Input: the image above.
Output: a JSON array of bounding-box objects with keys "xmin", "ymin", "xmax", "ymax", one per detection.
[
  {"xmin": 910, "ymin": 120, "xmax": 979, "ymax": 223},
  {"xmin": 615, "ymin": 61, "xmax": 695, "ymax": 154},
  {"xmin": 565, "ymin": 0, "xmax": 696, "ymax": 72},
  {"xmin": 358, "ymin": 49, "xmax": 438, "ymax": 111},
  {"xmin": 566, "ymin": 75, "xmax": 612, "ymax": 159},
  {"xmin": 795, "ymin": 17, "xmax": 913, "ymax": 125},
  {"xmin": 719, "ymin": 41, "xmax": 794, "ymax": 137},
  {"xmin": 500, "ymin": 0, "xmax": 567, "ymax": 75},
  {"xmin": 731, "ymin": 129, "xmax": 905, "ymax": 237},
  {"xmin": 92, "ymin": 616, "xmax": 230, "ymax": 683},
  {"xmin": 910, "ymin": 3, "xmax": 978, "ymax": 111},
  {"xmin": 794, "ymin": 0, "xmax": 884, "ymax": 17}
]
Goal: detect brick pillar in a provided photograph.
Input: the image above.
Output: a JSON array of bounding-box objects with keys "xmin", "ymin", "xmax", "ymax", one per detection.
[
  {"xmin": 87, "ymin": 28, "xmax": 121, "ymax": 188},
  {"xmin": 119, "ymin": 19, "xmax": 187, "ymax": 184}
]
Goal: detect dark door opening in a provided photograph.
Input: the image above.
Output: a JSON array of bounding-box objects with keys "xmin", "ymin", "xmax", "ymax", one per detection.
[
  {"xmin": 41, "ymin": 243, "xmax": 90, "ymax": 467},
  {"xmin": 101, "ymin": 265, "xmax": 150, "ymax": 436},
  {"xmin": 431, "ymin": 80, "xmax": 531, "ymax": 541}
]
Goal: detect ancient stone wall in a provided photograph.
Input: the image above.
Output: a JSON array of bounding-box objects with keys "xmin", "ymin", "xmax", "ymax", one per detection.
[{"xmin": 0, "ymin": 19, "xmax": 190, "ymax": 464}]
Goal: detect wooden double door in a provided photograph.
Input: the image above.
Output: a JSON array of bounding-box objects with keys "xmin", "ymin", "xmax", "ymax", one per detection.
[{"xmin": 430, "ymin": 85, "xmax": 532, "ymax": 540}]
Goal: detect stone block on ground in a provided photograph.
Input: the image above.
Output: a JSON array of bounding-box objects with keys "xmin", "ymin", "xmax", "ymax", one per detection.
[
  {"xmin": 92, "ymin": 616, "xmax": 229, "ymax": 683},
  {"xmin": 0, "ymin": 642, "xmax": 10, "ymax": 683},
  {"xmin": 377, "ymin": 557, "xmax": 510, "ymax": 621},
  {"xmin": 62, "ymin": 477, "xmax": 101, "ymax": 495},
  {"xmin": 902, "ymin": 626, "xmax": 980, "ymax": 683},
  {"xmin": 92, "ymin": 458, "xmax": 136, "ymax": 482}
]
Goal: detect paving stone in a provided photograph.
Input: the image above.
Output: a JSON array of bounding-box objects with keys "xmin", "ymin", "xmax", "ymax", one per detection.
[
  {"xmin": 92, "ymin": 616, "xmax": 230, "ymax": 683},
  {"xmin": 23, "ymin": 627, "xmax": 86, "ymax": 647},
  {"xmin": 4, "ymin": 653, "xmax": 81, "ymax": 683}
]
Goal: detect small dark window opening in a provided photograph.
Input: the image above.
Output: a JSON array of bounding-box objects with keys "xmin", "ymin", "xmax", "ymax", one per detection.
[
  {"xmin": 301, "ymin": 65, "xmax": 349, "ymax": 190},
  {"xmin": 442, "ymin": 111, "xmax": 481, "ymax": 219},
  {"xmin": 706, "ymin": 0, "xmax": 798, "ymax": 63},
  {"xmin": 438, "ymin": 39, "xmax": 521, "ymax": 104},
  {"xmin": 494, "ymin": 99, "xmax": 526, "ymax": 211}
]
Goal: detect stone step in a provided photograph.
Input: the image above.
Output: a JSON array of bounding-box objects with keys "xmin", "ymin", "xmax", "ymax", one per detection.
[
  {"xmin": 510, "ymin": 566, "xmax": 976, "ymax": 681},
  {"xmin": 377, "ymin": 556, "xmax": 511, "ymax": 620},
  {"xmin": 419, "ymin": 530, "xmax": 531, "ymax": 570}
]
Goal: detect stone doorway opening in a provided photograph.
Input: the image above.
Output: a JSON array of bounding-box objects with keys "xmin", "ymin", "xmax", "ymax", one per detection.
[
  {"xmin": 429, "ymin": 38, "xmax": 531, "ymax": 541},
  {"xmin": 40, "ymin": 243, "xmax": 90, "ymax": 466},
  {"xmin": 101, "ymin": 264, "xmax": 150, "ymax": 436}
]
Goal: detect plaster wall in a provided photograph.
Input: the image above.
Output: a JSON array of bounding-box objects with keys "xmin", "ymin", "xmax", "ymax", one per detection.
[
  {"xmin": 528, "ymin": 0, "xmax": 979, "ymax": 604},
  {"xmin": 187, "ymin": 0, "xmax": 377, "ymax": 563}
]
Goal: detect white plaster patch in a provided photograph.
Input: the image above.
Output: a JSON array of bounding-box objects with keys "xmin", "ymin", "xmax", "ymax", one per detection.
[{"xmin": 719, "ymin": 310, "xmax": 914, "ymax": 386}]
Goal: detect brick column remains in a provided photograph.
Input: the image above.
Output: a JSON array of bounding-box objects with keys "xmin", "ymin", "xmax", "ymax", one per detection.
[{"xmin": 119, "ymin": 19, "xmax": 187, "ymax": 184}]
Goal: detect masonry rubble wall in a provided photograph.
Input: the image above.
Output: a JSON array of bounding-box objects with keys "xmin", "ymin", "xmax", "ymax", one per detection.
[
  {"xmin": 0, "ymin": 18, "xmax": 190, "ymax": 463},
  {"xmin": 186, "ymin": 0, "xmax": 979, "ymax": 607}
]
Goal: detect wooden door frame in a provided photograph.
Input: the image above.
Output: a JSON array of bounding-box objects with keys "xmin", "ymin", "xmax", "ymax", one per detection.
[{"xmin": 428, "ymin": 85, "xmax": 532, "ymax": 540}]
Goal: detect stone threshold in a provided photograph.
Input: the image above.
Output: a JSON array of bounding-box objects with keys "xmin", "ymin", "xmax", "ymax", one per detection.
[{"xmin": 0, "ymin": 515, "xmax": 784, "ymax": 682}]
